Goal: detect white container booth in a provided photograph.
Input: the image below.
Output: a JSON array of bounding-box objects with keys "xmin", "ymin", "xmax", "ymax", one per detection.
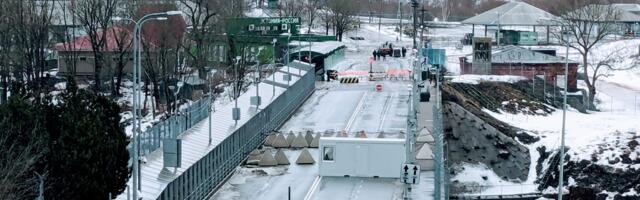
[{"xmin": 319, "ymin": 137, "xmax": 406, "ymax": 178}]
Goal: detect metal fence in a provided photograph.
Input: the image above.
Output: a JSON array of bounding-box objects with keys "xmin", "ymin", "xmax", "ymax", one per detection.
[
  {"xmin": 158, "ymin": 69, "xmax": 315, "ymax": 200},
  {"xmin": 138, "ymin": 96, "xmax": 212, "ymax": 157}
]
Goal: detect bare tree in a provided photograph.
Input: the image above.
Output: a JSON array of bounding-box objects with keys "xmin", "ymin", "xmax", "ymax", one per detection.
[
  {"xmin": 108, "ymin": 26, "xmax": 134, "ymax": 97},
  {"xmin": 0, "ymin": 2, "xmax": 10, "ymax": 104},
  {"xmin": 327, "ymin": 0, "xmax": 361, "ymax": 41},
  {"xmin": 554, "ymin": 2, "xmax": 621, "ymax": 105},
  {"xmin": 441, "ymin": 0, "xmax": 451, "ymax": 21},
  {"xmin": 0, "ymin": 114, "xmax": 47, "ymax": 199},
  {"xmin": 56, "ymin": 0, "xmax": 82, "ymax": 79},
  {"xmin": 73, "ymin": 0, "xmax": 119, "ymax": 92},
  {"xmin": 279, "ymin": 0, "xmax": 304, "ymax": 17},
  {"xmin": 179, "ymin": 0, "xmax": 215, "ymax": 81},
  {"xmin": 303, "ymin": 0, "xmax": 322, "ymax": 33},
  {"xmin": 3, "ymin": 0, "xmax": 55, "ymax": 95},
  {"xmin": 319, "ymin": 9, "xmax": 333, "ymax": 35}
]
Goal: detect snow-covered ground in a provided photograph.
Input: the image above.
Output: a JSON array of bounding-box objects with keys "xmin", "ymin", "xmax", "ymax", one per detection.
[
  {"xmin": 448, "ymin": 77, "xmax": 638, "ymax": 197},
  {"xmin": 450, "ymin": 75, "xmax": 527, "ymax": 85}
]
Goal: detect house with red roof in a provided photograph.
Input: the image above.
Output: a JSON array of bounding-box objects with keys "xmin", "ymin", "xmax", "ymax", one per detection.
[{"xmin": 54, "ymin": 26, "xmax": 137, "ymax": 77}]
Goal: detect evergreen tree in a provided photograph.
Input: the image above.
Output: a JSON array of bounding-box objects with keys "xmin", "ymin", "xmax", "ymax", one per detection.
[
  {"xmin": 0, "ymin": 89, "xmax": 48, "ymax": 199},
  {"xmin": 0, "ymin": 82, "xmax": 130, "ymax": 199},
  {"xmin": 43, "ymin": 83, "xmax": 130, "ymax": 199}
]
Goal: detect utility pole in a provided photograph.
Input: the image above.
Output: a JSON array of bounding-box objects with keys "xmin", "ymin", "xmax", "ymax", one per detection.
[
  {"xmin": 369, "ymin": 0, "xmax": 373, "ymax": 23},
  {"xmin": 404, "ymin": 3, "xmax": 420, "ymax": 200},
  {"xmin": 420, "ymin": 7, "xmax": 426, "ymax": 45},
  {"xmin": 398, "ymin": 0, "xmax": 403, "ymax": 41},
  {"xmin": 558, "ymin": 29, "xmax": 570, "ymax": 200},
  {"xmin": 272, "ymin": 39, "xmax": 277, "ymax": 96},
  {"xmin": 411, "ymin": 0, "xmax": 419, "ymax": 49},
  {"xmin": 378, "ymin": 12, "xmax": 382, "ymax": 40}
]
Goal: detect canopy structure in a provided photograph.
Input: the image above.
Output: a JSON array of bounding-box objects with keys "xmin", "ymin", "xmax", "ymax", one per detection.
[
  {"xmin": 463, "ymin": 2, "xmax": 557, "ymax": 26},
  {"xmin": 462, "ymin": 1, "xmax": 558, "ymax": 44}
]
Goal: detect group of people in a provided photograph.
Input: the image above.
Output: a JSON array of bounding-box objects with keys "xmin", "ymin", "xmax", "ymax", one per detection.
[
  {"xmin": 372, "ymin": 49, "xmax": 387, "ymax": 61},
  {"xmin": 373, "ymin": 42, "xmax": 408, "ymax": 61}
]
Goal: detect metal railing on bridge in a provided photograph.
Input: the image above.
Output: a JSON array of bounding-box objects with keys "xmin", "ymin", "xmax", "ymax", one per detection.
[
  {"xmin": 136, "ymin": 96, "xmax": 212, "ymax": 157},
  {"xmin": 158, "ymin": 67, "xmax": 315, "ymax": 200}
]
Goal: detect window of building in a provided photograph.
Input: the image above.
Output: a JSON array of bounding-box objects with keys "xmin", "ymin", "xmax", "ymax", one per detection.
[{"xmin": 323, "ymin": 146, "xmax": 334, "ymax": 161}]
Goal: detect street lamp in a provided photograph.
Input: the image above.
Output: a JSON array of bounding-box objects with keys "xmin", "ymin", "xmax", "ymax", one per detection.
[
  {"xmin": 124, "ymin": 10, "xmax": 182, "ymax": 200},
  {"xmin": 557, "ymin": 29, "xmax": 571, "ymax": 200},
  {"xmin": 272, "ymin": 38, "xmax": 277, "ymax": 96}
]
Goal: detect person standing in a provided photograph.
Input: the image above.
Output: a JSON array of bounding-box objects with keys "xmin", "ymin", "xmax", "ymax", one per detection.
[
  {"xmin": 372, "ymin": 49, "xmax": 377, "ymax": 61},
  {"xmin": 401, "ymin": 47, "xmax": 407, "ymax": 58}
]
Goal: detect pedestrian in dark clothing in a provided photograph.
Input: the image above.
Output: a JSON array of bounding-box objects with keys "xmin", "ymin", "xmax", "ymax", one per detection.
[
  {"xmin": 382, "ymin": 53, "xmax": 386, "ymax": 61},
  {"xmin": 401, "ymin": 47, "xmax": 407, "ymax": 58},
  {"xmin": 372, "ymin": 50, "xmax": 377, "ymax": 61},
  {"xmin": 389, "ymin": 43, "xmax": 393, "ymax": 50}
]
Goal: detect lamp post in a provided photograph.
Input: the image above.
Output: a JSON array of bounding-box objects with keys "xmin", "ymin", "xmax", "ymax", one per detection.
[
  {"xmin": 124, "ymin": 10, "xmax": 182, "ymax": 200},
  {"xmin": 286, "ymin": 31, "xmax": 291, "ymax": 86},
  {"xmin": 557, "ymin": 29, "xmax": 570, "ymax": 200},
  {"xmin": 272, "ymin": 38, "xmax": 277, "ymax": 95},
  {"xmin": 411, "ymin": 0, "xmax": 419, "ymax": 49},
  {"xmin": 398, "ymin": 0, "xmax": 403, "ymax": 42}
]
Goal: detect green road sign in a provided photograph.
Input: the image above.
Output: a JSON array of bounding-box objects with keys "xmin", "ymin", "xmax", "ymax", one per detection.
[{"xmin": 227, "ymin": 17, "xmax": 301, "ymax": 36}]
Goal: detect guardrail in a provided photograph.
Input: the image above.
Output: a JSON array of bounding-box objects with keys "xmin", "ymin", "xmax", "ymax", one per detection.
[{"xmin": 157, "ymin": 68, "xmax": 315, "ymax": 200}]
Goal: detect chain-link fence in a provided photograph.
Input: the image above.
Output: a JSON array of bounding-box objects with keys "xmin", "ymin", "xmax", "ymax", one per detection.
[{"xmin": 451, "ymin": 184, "xmax": 542, "ymax": 199}]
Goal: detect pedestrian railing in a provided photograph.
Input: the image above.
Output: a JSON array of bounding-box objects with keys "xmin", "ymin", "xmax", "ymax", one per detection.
[
  {"xmin": 157, "ymin": 67, "xmax": 315, "ymax": 200},
  {"xmin": 137, "ymin": 96, "xmax": 212, "ymax": 157}
]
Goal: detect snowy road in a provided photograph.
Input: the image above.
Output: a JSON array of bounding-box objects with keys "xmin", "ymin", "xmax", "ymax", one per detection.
[{"xmin": 206, "ymin": 20, "xmax": 447, "ymax": 200}]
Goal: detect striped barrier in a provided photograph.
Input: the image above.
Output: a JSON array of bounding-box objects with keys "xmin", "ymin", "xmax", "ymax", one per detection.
[{"xmin": 340, "ymin": 77, "xmax": 360, "ymax": 84}]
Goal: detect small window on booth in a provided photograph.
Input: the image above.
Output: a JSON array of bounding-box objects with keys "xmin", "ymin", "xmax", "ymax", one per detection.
[{"xmin": 323, "ymin": 146, "xmax": 334, "ymax": 161}]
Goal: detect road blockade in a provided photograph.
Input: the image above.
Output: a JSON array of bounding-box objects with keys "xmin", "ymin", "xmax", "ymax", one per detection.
[{"xmin": 340, "ymin": 77, "xmax": 360, "ymax": 84}]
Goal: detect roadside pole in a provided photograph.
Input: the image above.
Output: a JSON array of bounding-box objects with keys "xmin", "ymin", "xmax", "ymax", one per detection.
[
  {"xmin": 558, "ymin": 30, "xmax": 570, "ymax": 200},
  {"xmin": 403, "ymin": 2, "xmax": 420, "ymax": 200}
]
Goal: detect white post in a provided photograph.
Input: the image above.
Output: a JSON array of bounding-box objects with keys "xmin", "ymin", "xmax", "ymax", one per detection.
[
  {"xmin": 558, "ymin": 30, "xmax": 570, "ymax": 200},
  {"xmin": 209, "ymin": 76, "xmax": 212, "ymax": 144},
  {"xmin": 272, "ymin": 39, "xmax": 277, "ymax": 96},
  {"xmin": 132, "ymin": 20, "xmax": 139, "ymax": 200},
  {"xmin": 287, "ymin": 32, "xmax": 291, "ymax": 86}
]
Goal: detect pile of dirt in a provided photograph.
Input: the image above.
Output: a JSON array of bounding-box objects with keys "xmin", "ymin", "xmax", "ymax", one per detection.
[
  {"xmin": 536, "ymin": 132, "xmax": 640, "ymax": 199},
  {"xmin": 442, "ymin": 81, "xmax": 546, "ymax": 182},
  {"xmin": 442, "ymin": 82, "xmax": 542, "ymax": 144},
  {"xmin": 445, "ymin": 81, "xmax": 555, "ymax": 116}
]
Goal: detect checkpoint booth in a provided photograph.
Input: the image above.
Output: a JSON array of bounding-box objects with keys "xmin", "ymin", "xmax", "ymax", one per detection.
[
  {"xmin": 319, "ymin": 137, "xmax": 406, "ymax": 178},
  {"xmin": 290, "ymin": 41, "xmax": 346, "ymax": 81}
]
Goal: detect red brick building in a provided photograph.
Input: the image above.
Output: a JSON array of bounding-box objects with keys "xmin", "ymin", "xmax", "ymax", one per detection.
[{"xmin": 460, "ymin": 45, "xmax": 580, "ymax": 91}]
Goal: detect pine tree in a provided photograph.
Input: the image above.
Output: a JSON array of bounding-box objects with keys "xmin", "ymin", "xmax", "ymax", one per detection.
[{"xmin": 43, "ymin": 83, "xmax": 130, "ymax": 199}]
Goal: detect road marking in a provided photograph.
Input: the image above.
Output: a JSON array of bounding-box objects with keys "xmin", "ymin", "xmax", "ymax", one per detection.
[
  {"xmin": 303, "ymin": 176, "xmax": 322, "ymax": 200},
  {"xmin": 345, "ymin": 91, "xmax": 367, "ymax": 132},
  {"xmin": 378, "ymin": 93, "xmax": 395, "ymax": 132}
]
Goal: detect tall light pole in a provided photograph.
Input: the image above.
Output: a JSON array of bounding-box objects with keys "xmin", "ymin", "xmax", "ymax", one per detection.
[
  {"xmin": 411, "ymin": 0, "xmax": 419, "ymax": 49},
  {"xmin": 126, "ymin": 10, "xmax": 182, "ymax": 200},
  {"xmin": 398, "ymin": 0, "xmax": 403, "ymax": 42},
  {"xmin": 558, "ymin": 29, "xmax": 570, "ymax": 200},
  {"xmin": 286, "ymin": 31, "xmax": 291, "ymax": 86},
  {"xmin": 272, "ymin": 38, "xmax": 277, "ymax": 96}
]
